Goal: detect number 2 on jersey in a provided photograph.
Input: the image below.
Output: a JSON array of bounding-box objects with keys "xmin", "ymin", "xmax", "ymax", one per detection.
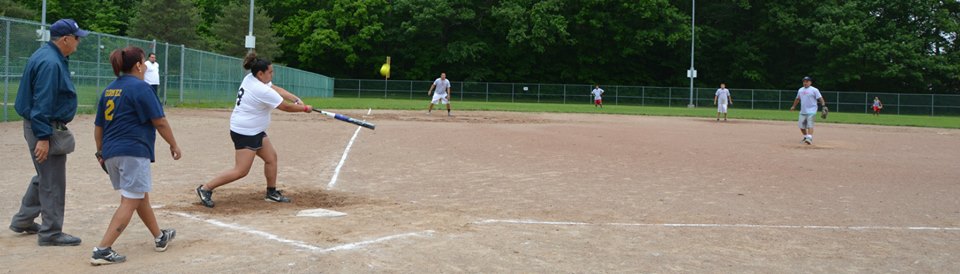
[{"xmin": 104, "ymin": 99, "xmax": 116, "ymax": 121}]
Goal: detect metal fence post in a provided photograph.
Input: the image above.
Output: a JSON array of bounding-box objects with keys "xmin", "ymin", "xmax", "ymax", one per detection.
[
  {"xmin": 409, "ymin": 81, "xmax": 413, "ymax": 100},
  {"xmin": 511, "ymin": 83, "xmax": 515, "ymax": 103},
  {"xmin": 3, "ymin": 20, "xmax": 10, "ymax": 122},
  {"xmin": 615, "ymin": 86, "xmax": 619, "ymax": 105},
  {"xmin": 485, "ymin": 82, "xmax": 489, "ymax": 102},
  {"xmin": 897, "ymin": 93, "xmax": 900, "ymax": 115},
  {"xmin": 751, "ymin": 90, "xmax": 755, "ymax": 109},
  {"xmin": 537, "ymin": 83, "xmax": 540, "ymax": 103},
  {"xmin": 931, "ymin": 94, "xmax": 935, "ymax": 116},
  {"xmin": 460, "ymin": 81, "xmax": 464, "ymax": 101},
  {"xmin": 641, "ymin": 86, "xmax": 645, "ymax": 106},
  {"xmin": 96, "ymin": 35, "xmax": 101, "ymax": 92},
  {"xmin": 669, "ymin": 88, "xmax": 672, "ymax": 107},
  {"xmin": 563, "ymin": 85, "xmax": 566, "ymax": 104},
  {"xmin": 357, "ymin": 79, "xmax": 361, "ymax": 97},
  {"xmin": 383, "ymin": 78, "xmax": 387, "ymax": 99},
  {"xmin": 823, "ymin": 92, "xmax": 840, "ymax": 112},
  {"xmin": 163, "ymin": 42, "xmax": 169, "ymax": 105},
  {"xmin": 179, "ymin": 44, "xmax": 185, "ymax": 104}
]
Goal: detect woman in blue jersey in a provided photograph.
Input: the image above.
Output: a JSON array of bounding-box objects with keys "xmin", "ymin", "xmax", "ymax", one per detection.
[
  {"xmin": 195, "ymin": 51, "xmax": 313, "ymax": 208},
  {"xmin": 91, "ymin": 46, "xmax": 182, "ymax": 265}
]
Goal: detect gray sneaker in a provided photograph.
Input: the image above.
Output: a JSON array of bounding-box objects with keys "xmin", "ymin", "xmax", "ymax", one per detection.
[
  {"xmin": 155, "ymin": 229, "xmax": 176, "ymax": 252},
  {"xmin": 196, "ymin": 185, "xmax": 214, "ymax": 208},
  {"xmin": 265, "ymin": 190, "xmax": 291, "ymax": 203},
  {"xmin": 91, "ymin": 247, "xmax": 126, "ymax": 265}
]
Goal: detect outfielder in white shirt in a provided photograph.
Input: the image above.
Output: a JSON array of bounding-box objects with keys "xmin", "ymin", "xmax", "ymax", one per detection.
[
  {"xmin": 196, "ymin": 51, "xmax": 313, "ymax": 208},
  {"xmin": 790, "ymin": 76, "xmax": 826, "ymax": 145},
  {"xmin": 591, "ymin": 85, "xmax": 604, "ymax": 108},
  {"xmin": 427, "ymin": 72, "xmax": 452, "ymax": 116},
  {"xmin": 144, "ymin": 53, "xmax": 161, "ymax": 100},
  {"xmin": 714, "ymin": 82, "xmax": 733, "ymax": 121}
]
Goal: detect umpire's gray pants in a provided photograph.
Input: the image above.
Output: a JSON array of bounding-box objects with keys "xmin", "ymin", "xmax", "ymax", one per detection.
[{"xmin": 10, "ymin": 120, "xmax": 68, "ymax": 238}]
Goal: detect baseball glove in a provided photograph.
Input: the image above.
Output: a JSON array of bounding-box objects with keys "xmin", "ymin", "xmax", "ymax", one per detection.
[
  {"xmin": 95, "ymin": 151, "xmax": 108, "ymax": 174},
  {"xmin": 821, "ymin": 106, "xmax": 829, "ymax": 119}
]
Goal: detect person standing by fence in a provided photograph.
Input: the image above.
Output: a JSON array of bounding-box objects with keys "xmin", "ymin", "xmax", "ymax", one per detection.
[
  {"xmin": 427, "ymin": 72, "xmax": 452, "ymax": 116},
  {"xmin": 872, "ymin": 97, "xmax": 883, "ymax": 116},
  {"xmin": 144, "ymin": 53, "xmax": 161, "ymax": 102},
  {"xmin": 591, "ymin": 85, "xmax": 604, "ymax": 108},
  {"xmin": 714, "ymin": 82, "xmax": 732, "ymax": 121},
  {"xmin": 9, "ymin": 18, "xmax": 88, "ymax": 247}
]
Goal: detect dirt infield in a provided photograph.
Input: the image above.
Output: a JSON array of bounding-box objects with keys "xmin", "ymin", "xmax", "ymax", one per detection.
[{"xmin": 2, "ymin": 108, "xmax": 959, "ymax": 272}]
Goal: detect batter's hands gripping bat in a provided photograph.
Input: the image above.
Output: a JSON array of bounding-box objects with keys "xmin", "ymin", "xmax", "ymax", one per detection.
[{"xmin": 312, "ymin": 108, "xmax": 376, "ymax": 130}]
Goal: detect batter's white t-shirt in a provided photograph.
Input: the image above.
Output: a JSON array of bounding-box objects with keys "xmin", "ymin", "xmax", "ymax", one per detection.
[
  {"xmin": 433, "ymin": 78, "xmax": 450, "ymax": 96},
  {"xmin": 230, "ymin": 73, "xmax": 284, "ymax": 135},
  {"xmin": 144, "ymin": 61, "xmax": 160, "ymax": 85},
  {"xmin": 715, "ymin": 88, "xmax": 730, "ymax": 104},
  {"xmin": 592, "ymin": 88, "xmax": 604, "ymax": 100},
  {"xmin": 796, "ymin": 86, "xmax": 823, "ymax": 115}
]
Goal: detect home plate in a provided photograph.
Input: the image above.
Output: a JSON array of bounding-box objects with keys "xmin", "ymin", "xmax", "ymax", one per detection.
[{"xmin": 297, "ymin": 208, "xmax": 347, "ymax": 218}]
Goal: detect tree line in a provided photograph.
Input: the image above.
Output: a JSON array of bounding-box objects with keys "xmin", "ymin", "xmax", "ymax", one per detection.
[{"xmin": 3, "ymin": 0, "xmax": 959, "ymax": 93}]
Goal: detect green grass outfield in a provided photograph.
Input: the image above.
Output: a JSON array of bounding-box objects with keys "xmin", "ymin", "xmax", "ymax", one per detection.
[{"xmin": 177, "ymin": 97, "xmax": 960, "ymax": 129}]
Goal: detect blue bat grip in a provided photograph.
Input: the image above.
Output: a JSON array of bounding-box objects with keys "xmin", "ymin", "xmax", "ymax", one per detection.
[{"xmin": 334, "ymin": 114, "xmax": 350, "ymax": 122}]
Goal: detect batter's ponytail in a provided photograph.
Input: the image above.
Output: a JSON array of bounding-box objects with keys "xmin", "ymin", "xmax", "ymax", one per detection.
[{"xmin": 242, "ymin": 50, "xmax": 271, "ymax": 76}]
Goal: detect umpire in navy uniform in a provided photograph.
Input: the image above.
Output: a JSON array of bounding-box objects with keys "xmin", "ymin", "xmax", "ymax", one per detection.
[{"xmin": 9, "ymin": 19, "xmax": 89, "ymax": 246}]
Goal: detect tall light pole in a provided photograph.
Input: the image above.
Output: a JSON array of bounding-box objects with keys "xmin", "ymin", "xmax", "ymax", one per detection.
[
  {"xmin": 245, "ymin": 0, "xmax": 256, "ymax": 51},
  {"xmin": 38, "ymin": 0, "xmax": 48, "ymax": 42},
  {"xmin": 687, "ymin": 0, "xmax": 696, "ymax": 108}
]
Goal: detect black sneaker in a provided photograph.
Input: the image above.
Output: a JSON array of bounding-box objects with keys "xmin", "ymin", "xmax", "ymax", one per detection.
[
  {"xmin": 265, "ymin": 190, "xmax": 291, "ymax": 203},
  {"xmin": 9, "ymin": 223, "xmax": 40, "ymax": 234},
  {"xmin": 38, "ymin": 233, "xmax": 81, "ymax": 246},
  {"xmin": 154, "ymin": 229, "xmax": 176, "ymax": 252},
  {"xmin": 196, "ymin": 185, "xmax": 214, "ymax": 208},
  {"xmin": 91, "ymin": 247, "xmax": 126, "ymax": 265}
]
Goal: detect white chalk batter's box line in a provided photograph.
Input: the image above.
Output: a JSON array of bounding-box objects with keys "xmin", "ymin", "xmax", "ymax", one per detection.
[
  {"xmin": 170, "ymin": 211, "xmax": 434, "ymax": 253},
  {"xmin": 474, "ymin": 219, "xmax": 960, "ymax": 232}
]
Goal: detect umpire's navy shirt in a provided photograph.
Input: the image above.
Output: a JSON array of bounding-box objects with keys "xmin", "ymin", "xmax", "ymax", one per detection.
[{"xmin": 15, "ymin": 41, "xmax": 78, "ymax": 140}]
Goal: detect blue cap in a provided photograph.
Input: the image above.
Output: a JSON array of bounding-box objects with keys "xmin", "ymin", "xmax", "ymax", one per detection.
[
  {"xmin": 802, "ymin": 76, "xmax": 813, "ymax": 82},
  {"xmin": 50, "ymin": 19, "xmax": 90, "ymax": 38}
]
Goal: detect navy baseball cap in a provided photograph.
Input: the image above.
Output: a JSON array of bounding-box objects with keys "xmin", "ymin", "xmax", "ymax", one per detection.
[
  {"xmin": 802, "ymin": 76, "xmax": 813, "ymax": 82},
  {"xmin": 50, "ymin": 19, "xmax": 90, "ymax": 37}
]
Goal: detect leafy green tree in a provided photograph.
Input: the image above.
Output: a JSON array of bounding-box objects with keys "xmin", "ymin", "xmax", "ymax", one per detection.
[
  {"xmin": 207, "ymin": 1, "xmax": 282, "ymax": 59},
  {"xmin": 274, "ymin": 0, "xmax": 389, "ymax": 76},
  {"xmin": 0, "ymin": 0, "xmax": 35, "ymax": 19},
  {"xmin": 128, "ymin": 0, "xmax": 203, "ymax": 48}
]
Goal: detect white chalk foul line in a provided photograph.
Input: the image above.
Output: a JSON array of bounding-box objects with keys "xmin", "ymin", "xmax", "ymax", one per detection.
[
  {"xmin": 328, "ymin": 108, "xmax": 372, "ymax": 189},
  {"xmin": 474, "ymin": 219, "xmax": 960, "ymax": 232},
  {"xmin": 170, "ymin": 211, "xmax": 433, "ymax": 253},
  {"xmin": 317, "ymin": 230, "xmax": 435, "ymax": 253},
  {"xmin": 171, "ymin": 211, "xmax": 322, "ymax": 251}
]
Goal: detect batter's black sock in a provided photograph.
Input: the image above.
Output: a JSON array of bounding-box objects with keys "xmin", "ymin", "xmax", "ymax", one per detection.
[{"xmin": 267, "ymin": 187, "xmax": 277, "ymax": 193}]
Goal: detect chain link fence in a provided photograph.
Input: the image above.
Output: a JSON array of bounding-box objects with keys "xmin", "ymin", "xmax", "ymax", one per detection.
[
  {"xmin": 1, "ymin": 16, "xmax": 334, "ymax": 122},
  {"xmin": 335, "ymin": 79, "xmax": 960, "ymax": 116}
]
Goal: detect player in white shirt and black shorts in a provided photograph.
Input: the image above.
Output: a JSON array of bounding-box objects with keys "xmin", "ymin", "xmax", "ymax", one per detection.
[
  {"xmin": 790, "ymin": 76, "xmax": 827, "ymax": 145},
  {"xmin": 714, "ymin": 82, "xmax": 733, "ymax": 121},
  {"xmin": 427, "ymin": 72, "xmax": 452, "ymax": 116},
  {"xmin": 195, "ymin": 51, "xmax": 313, "ymax": 208}
]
